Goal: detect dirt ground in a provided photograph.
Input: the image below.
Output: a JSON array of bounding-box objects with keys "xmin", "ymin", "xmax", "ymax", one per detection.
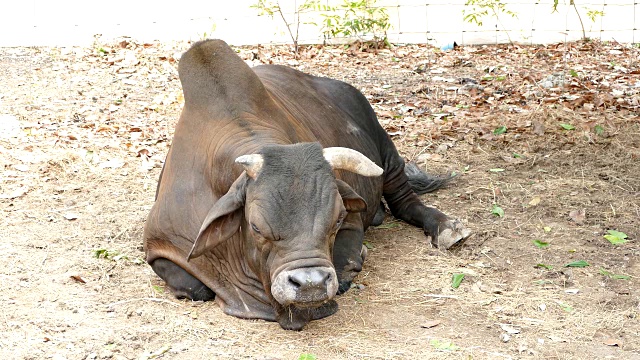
[{"xmin": 1, "ymin": 37, "xmax": 639, "ymax": 360}]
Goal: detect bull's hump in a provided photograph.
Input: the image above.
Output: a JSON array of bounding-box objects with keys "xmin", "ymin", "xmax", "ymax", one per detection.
[{"xmin": 178, "ymin": 39, "xmax": 267, "ymax": 108}]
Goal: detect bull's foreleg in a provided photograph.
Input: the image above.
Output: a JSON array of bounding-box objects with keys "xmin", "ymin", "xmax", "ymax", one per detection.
[
  {"xmin": 382, "ymin": 161, "xmax": 471, "ymax": 249},
  {"xmin": 332, "ymin": 213, "xmax": 366, "ymax": 294},
  {"xmin": 150, "ymin": 258, "xmax": 215, "ymax": 301}
]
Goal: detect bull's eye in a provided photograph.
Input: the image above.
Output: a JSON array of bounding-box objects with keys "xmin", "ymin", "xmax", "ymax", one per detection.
[{"xmin": 250, "ymin": 223, "xmax": 261, "ymax": 234}]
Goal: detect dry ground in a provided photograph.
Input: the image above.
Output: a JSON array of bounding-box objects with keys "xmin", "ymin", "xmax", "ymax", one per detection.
[{"xmin": 1, "ymin": 38, "xmax": 639, "ymax": 360}]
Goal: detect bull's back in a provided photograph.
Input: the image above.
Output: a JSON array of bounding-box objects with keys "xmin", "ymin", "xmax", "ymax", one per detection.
[{"xmin": 253, "ymin": 65, "xmax": 388, "ymax": 159}]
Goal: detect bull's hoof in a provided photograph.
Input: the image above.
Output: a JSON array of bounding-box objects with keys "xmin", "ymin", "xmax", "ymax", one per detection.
[
  {"xmin": 427, "ymin": 219, "xmax": 472, "ymax": 249},
  {"xmin": 337, "ymin": 280, "xmax": 352, "ymax": 295},
  {"xmin": 336, "ymin": 244, "xmax": 368, "ymax": 295}
]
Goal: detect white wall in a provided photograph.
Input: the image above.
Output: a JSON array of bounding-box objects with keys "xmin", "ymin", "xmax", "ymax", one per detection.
[{"xmin": 0, "ymin": 0, "xmax": 636, "ymax": 47}]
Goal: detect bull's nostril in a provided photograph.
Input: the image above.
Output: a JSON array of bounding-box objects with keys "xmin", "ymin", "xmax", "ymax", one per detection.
[
  {"xmin": 288, "ymin": 269, "xmax": 331, "ymax": 290},
  {"xmin": 322, "ymin": 271, "xmax": 332, "ymax": 285},
  {"xmin": 288, "ymin": 275, "xmax": 302, "ymax": 289}
]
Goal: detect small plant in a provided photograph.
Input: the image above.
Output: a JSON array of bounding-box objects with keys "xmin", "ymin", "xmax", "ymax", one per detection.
[
  {"xmin": 94, "ymin": 248, "xmax": 143, "ymax": 264},
  {"xmin": 430, "ymin": 339, "xmax": 459, "ymax": 351},
  {"xmin": 556, "ymin": 300, "xmax": 574, "ymax": 312},
  {"xmin": 200, "ymin": 23, "xmax": 218, "ymax": 40},
  {"xmin": 316, "ymin": 0, "xmax": 391, "ymax": 47},
  {"xmin": 252, "ymin": 0, "xmax": 318, "ymax": 56},
  {"xmin": 94, "ymin": 248, "xmax": 120, "ymax": 260},
  {"xmin": 298, "ymin": 354, "xmax": 317, "ymax": 360},
  {"xmin": 532, "ymin": 240, "xmax": 550, "ymax": 249},
  {"xmin": 553, "ymin": 0, "xmax": 605, "ymax": 40},
  {"xmin": 451, "ymin": 273, "xmax": 465, "ymax": 288},
  {"xmin": 599, "ymin": 269, "xmax": 631, "ymax": 280},
  {"xmin": 463, "ymin": 0, "xmax": 517, "ymax": 43},
  {"xmin": 585, "ymin": 9, "xmax": 605, "ymax": 23},
  {"xmin": 594, "ymin": 124, "xmax": 604, "ymax": 135},
  {"xmin": 493, "ymin": 126, "xmax": 507, "ymax": 135},
  {"xmin": 491, "ymin": 204, "xmax": 504, "ymax": 217}
]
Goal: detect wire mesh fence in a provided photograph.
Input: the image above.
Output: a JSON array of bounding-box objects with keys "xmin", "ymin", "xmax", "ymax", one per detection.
[{"xmin": 0, "ymin": 1, "xmax": 637, "ymax": 47}]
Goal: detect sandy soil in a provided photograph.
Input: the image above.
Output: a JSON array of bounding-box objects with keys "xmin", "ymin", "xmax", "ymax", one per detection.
[{"xmin": 1, "ymin": 38, "xmax": 639, "ymax": 359}]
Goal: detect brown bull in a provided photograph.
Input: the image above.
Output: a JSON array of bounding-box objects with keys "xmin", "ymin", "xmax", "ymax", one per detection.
[{"xmin": 144, "ymin": 39, "xmax": 471, "ymax": 330}]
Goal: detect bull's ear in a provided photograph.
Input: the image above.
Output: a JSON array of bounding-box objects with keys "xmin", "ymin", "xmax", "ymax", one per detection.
[
  {"xmin": 187, "ymin": 173, "xmax": 248, "ymax": 260},
  {"xmin": 335, "ymin": 179, "xmax": 367, "ymax": 213}
]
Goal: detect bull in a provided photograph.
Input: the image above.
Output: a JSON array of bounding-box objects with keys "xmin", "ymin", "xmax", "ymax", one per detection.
[{"xmin": 144, "ymin": 39, "xmax": 471, "ymax": 330}]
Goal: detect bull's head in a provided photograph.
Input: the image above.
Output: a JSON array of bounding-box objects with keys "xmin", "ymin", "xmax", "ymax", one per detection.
[{"xmin": 186, "ymin": 142, "xmax": 382, "ymax": 330}]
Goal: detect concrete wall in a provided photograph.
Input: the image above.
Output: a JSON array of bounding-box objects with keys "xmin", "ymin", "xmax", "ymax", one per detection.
[{"xmin": 0, "ymin": 1, "xmax": 636, "ymax": 47}]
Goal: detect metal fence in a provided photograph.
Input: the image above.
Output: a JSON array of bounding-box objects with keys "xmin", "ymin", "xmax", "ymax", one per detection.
[{"xmin": 0, "ymin": 1, "xmax": 637, "ymax": 47}]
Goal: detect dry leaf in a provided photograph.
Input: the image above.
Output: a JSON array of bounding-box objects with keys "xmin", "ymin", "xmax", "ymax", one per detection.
[
  {"xmin": 421, "ymin": 320, "xmax": 441, "ymax": 328},
  {"xmin": 603, "ymin": 338, "xmax": 622, "ymax": 346},
  {"xmin": 70, "ymin": 275, "xmax": 86, "ymax": 284},
  {"xmin": 500, "ymin": 324, "xmax": 521, "ymax": 334},
  {"xmin": 63, "ymin": 212, "xmax": 79, "ymax": 220},
  {"xmin": 569, "ymin": 209, "xmax": 586, "ymax": 224},
  {"xmin": 529, "ymin": 197, "xmax": 541, "ymax": 206},
  {"xmin": 532, "ymin": 121, "xmax": 545, "ymax": 135}
]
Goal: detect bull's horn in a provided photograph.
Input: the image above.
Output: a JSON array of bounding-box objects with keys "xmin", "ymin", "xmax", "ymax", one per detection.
[
  {"xmin": 323, "ymin": 147, "xmax": 383, "ymax": 177},
  {"xmin": 235, "ymin": 154, "xmax": 264, "ymax": 179}
]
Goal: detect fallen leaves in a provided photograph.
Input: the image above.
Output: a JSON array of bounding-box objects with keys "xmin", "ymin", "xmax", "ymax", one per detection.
[
  {"xmin": 451, "ymin": 273, "xmax": 465, "ymax": 289},
  {"xmin": 568, "ymin": 209, "xmax": 586, "ymax": 224},
  {"xmin": 604, "ymin": 230, "xmax": 628, "ymax": 245},
  {"xmin": 491, "ymin": 204, "xmax": 505, "ymax": 217},
  {"xmin": 532, "ymin": 239, "xmax": 550, "ymax": 249},
  {"xmin": 420, "ymin": 320, "xmax": 441, "ymax": 329},
  {"xmin": 564, "ymin": 260, "xmax": 590, "ymax": 268}
]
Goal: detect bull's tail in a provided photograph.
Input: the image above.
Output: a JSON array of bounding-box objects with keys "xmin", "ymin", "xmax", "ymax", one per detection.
[{"xmin": 404, "ymin": 162, "xmax": 455, "ymax": 195}]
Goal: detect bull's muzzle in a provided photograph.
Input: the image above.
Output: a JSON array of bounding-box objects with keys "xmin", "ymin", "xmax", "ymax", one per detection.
[{"xmin": 271, "ymin": 266, "xmax": 338, "ymax": 306}]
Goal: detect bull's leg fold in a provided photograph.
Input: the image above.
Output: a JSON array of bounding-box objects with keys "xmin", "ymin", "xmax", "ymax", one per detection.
[{"xmin": 150, "ymin": 258, "xmax": 215, "ymax": 301}]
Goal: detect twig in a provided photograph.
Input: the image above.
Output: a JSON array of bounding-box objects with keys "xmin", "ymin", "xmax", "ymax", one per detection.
[
  {"xmin": 571, "ymin": 1, "xmax": 586, "ymax": 40},
  {"xmin": 105, "ymin": 297, "xmax": 180, "ymax": 308},
  {"xmin": 423, "ymin": 294, "xmax": 459, "ymax": 299},
  {"xmin": 276, "ymin": 2, "xmax": 298, "ymax": 56}
]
